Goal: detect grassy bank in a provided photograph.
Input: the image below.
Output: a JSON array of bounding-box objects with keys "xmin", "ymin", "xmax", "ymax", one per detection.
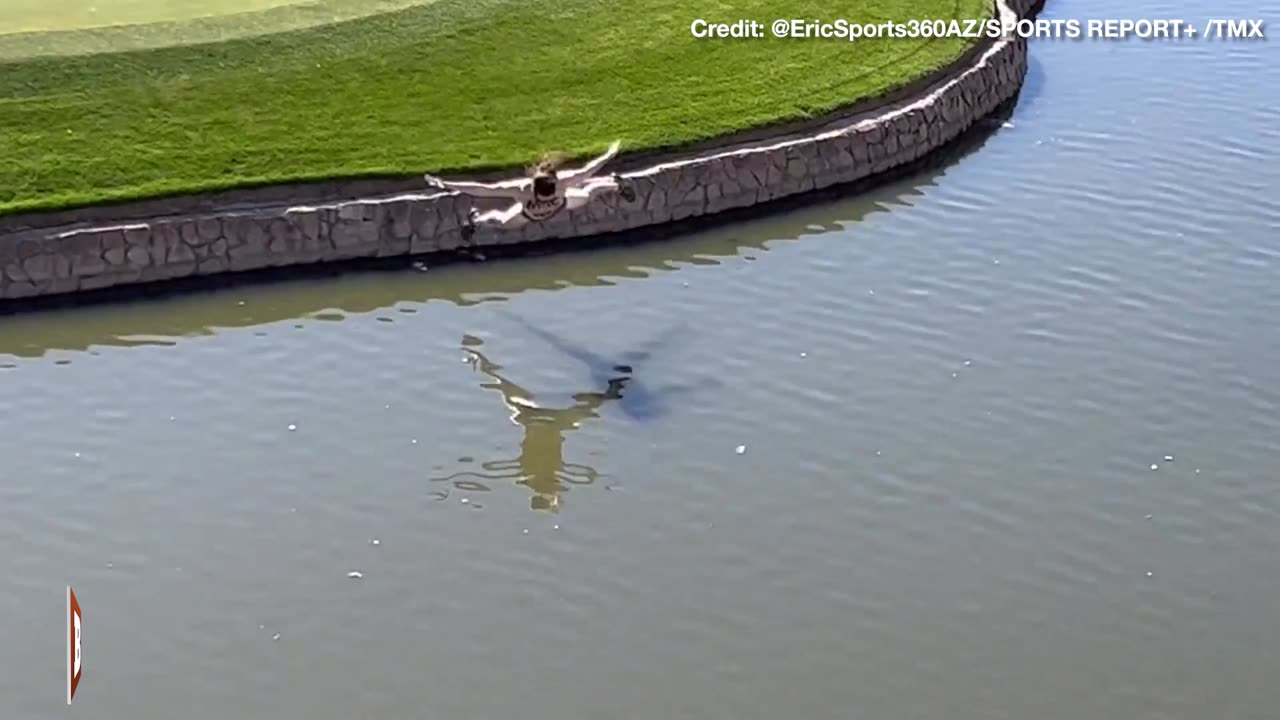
[{"xmin": 0, "ymin": 0, "xmax": 989, "ymax": 216}]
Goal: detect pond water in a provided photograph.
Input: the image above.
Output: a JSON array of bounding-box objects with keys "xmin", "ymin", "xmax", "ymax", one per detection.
[{"xmin": 2, "ymin": 0, "xmax": 1278, "ymax": 717}]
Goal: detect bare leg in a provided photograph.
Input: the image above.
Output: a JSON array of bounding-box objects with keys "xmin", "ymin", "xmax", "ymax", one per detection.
[
  {"xmin": 563, "ymin": 192, "xmax": 593, "ymax": 212},
  {"xmin": 563, "ymin": 176, "xmax": 634, "ymax": 212},
  {"xmin": 475, "ymin": 204, "xmax": 526, "ymax": 226},
  {"xmin": 462, "ymin": 203, "xmax": 528, "ymax": 243}
]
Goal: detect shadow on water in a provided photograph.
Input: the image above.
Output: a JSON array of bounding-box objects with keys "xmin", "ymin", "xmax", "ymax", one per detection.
[
  {"xmin": 430, "ymin": 336, "xmax": 616, "ymax": 513},
  {"xmin": 492, "ymin": 307, "xmax": 722, "ymax": 423},
  {"xmin": 0, "ymin": 98, "xmax": 1018, "ymax": 359},
  {"xmin": 429, "ymin": 304, "xmax": 721, "ymax": 509}
]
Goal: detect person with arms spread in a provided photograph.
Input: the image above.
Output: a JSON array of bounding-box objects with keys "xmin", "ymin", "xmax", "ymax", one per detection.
[{"xmin": 423, "ymin": 140, "xmax": 635, "ymax": 240}]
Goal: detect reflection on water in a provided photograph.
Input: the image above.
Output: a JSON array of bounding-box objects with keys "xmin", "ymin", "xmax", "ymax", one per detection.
[
  {"xmin": 7, "ymin": 15, "xmax": 1280, "ymax": 717},
  {"xmin": 431, "ymin": 311, "xmax": 720, "ymax": 510},
  {"xmin": 432, "ymin": 337, "xmax": 615, "ymax": 512}
]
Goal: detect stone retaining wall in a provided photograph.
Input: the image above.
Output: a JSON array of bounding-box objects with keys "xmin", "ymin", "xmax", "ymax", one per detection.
[{"xmin": 0, "ymin": 0, "xmax": 1038, "ymax": 302}]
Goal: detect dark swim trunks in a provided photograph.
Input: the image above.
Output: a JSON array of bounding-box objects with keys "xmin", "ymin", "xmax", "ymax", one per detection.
[{"xmin": 521, "ymin": 195, "xmax": 567, "ymax": 222}]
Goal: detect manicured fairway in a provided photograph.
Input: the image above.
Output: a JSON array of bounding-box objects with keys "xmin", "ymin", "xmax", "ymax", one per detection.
[
  {"xmin": 4, "ymin": 0, "xmax": 315, "ymax": 33},
  {"xmin": 0, "ymin": 0, "xmax": 991, "ymax": 216},
  {"xmin": 0, "ymin": 0, "xmax": 440, "ymax": 56}
]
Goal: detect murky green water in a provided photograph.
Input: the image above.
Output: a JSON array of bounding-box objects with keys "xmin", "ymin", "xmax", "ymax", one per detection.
[{"xmin": 3, "ymin": 0, "xmax": 1279, "ymax": 717}]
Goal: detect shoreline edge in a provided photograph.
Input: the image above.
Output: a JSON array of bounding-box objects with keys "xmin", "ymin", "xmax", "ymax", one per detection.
[{"xmin": 0, "ymin": 0, "xmax": 1044, "ymax": 304}]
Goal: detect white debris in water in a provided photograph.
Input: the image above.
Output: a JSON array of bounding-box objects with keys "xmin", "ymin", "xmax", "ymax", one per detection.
[
  {"xmin": 876, "ymin": 451, "xmax": 882, "ymax": 456},
  {"xmin": 370, "ymin": 539, "xmax": 380, "ymax": 546},
  {"xmin": 411, "ymin": 439, "xmax": 418, "ymax": 445},
  {"xmin": 735, "ymin": 445, "xmax": 746, "ymax": 455},
  {"xmin": 288, "ymin": 424, "xmax": 297, "ymax": 432},
  {"xmin": 273, "ymin": 633, "xmax": 281, "ymax": 641},
  {"xmin": 169, "ymin": 416, "xmax": 175, "ymax": 421},
  {"xmin": 1164, "ymin": 455, "xmax": 1174, "ymax": 462},
  {"xmin": 964, "ymin": 360, "xmax": 972, "ymax": 366},
  {"xmin": 553, "ymin": 524, "xmax": 560, "ymax": 530},
  {"xmin": 259, "ymin": 624, "xmax": 265, "ymax": 630},
  {"xmin": 1146, "ymin": 571, "xmax": 1153, "ymax": 577},
  {"xmin": 868, "ymin": 290, "xmax": 875, "ymax": 295},
  {"xmin": 993, "ymin": 259, "xmax": 1001, "ymax": 265},
  {"xmin": 461, "ymin": 498, "xmax": 470, "ymax": 504},
  {"xmin": 800, "ymin": 352, "xmax": 807, "ymax": 358},
  {"xmin": 522, "ymin": 529, "xmax": 529, "ymax": 535},
  {"xmin": 347, "ymin": 571, "xmax": 363, "ymax": 579},
  {"xmin": 1150, "ymin": 464, "xmax": 1159, "ymax": 471},
  {"xmin": 74, "ymin": 452, "xmax": 80, "ymax": 458},
  {"xmin": 1002, "ymin": 121, "xmax": 1015, "ymax": 128},
  {"xmin": 1145, "ymin": 514, "xmax": 1153, "ymax": 520},
  {"xmin": 1195, "ymin": 468, "xmax": 1201, "ymax": 474},
  {"xmin": 952, "ymin": 372, "xmax": 958, "ymax": 378}
]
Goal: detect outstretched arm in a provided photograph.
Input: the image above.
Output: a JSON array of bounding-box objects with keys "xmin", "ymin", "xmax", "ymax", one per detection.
[
  {"xmin": 463, "ymin": 348, "xmax": 535, "ymax": 402},
  {"xmin": 424, "ymin": 174, "xmax": 530, "ymax": 200},
  {"xmin": 561, "ymin": 141, "xmax": 621, "ymax": 186}
]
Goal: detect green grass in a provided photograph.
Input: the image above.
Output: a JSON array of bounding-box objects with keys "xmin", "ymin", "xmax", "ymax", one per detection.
[
  {"xmin": 3, "ymin": 0, "xmax": 316, "ymax": 34},
  {"xmin": 0, "ymin": 0, "xmax": 442, "ymax": 57},
  {"xmin": 0, "ymin": 0, "xmax": 990, "ymax": 216}
]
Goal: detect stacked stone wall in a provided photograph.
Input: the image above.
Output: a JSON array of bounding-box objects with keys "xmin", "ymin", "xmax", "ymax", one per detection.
[{"xmin": 0, "ymin": 0, "xmax": 1037, "ymax": 301}]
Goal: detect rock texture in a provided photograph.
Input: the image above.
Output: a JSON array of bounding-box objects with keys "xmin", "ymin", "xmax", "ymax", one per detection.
[{"xmin": 0, "ymin": 0, "xmax": 1036, "ymax": 302}]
